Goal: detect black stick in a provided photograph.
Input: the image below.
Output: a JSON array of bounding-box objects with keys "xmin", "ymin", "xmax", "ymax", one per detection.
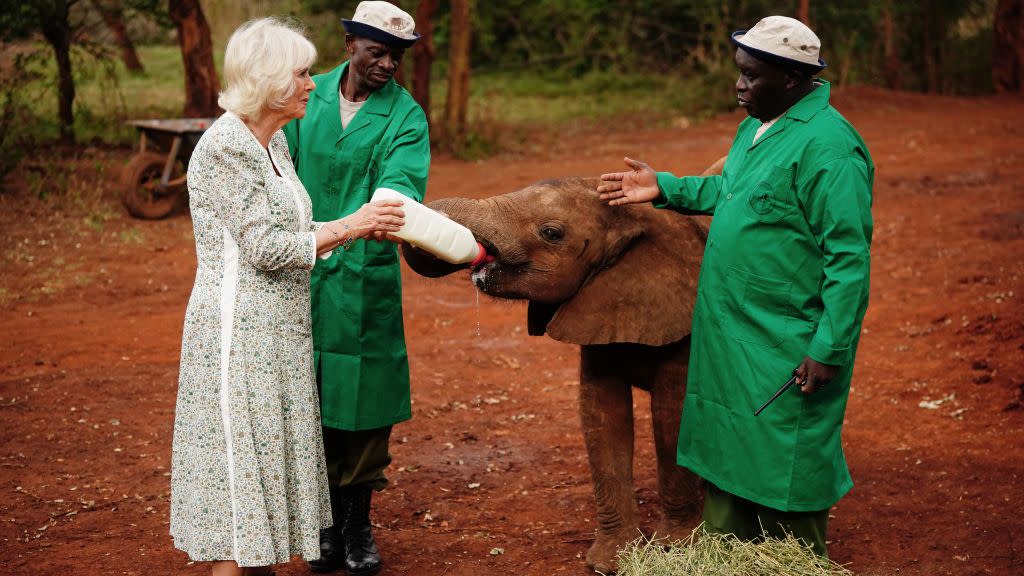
[{"xmin": 753, "ymin": 374, "xmax": 799, "ymax": 416}]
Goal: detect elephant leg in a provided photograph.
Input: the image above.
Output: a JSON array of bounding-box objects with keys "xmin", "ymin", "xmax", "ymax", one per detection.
[
  {"xmin": 579, "ymin": 345, "xmax": 638, "ymax": 575},
  {"xmin": 649, "ymin": 338, "xmax": 702, "ymax": 543}
]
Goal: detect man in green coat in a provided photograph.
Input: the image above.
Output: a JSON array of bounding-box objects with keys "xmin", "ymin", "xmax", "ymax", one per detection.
[
  {"xmin": 599, "ymin": 16, "xmax": 873, "ymax": 556},
  {"xmin": 282, "ymin": 2, "xmax": 429, "ymax": 574}
]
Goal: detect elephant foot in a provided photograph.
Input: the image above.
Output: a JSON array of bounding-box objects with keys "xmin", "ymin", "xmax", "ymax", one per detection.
[
  {"xmin": 586, "ymin": 528, "xmax": 639, "ymax": 575},
  {"xmin": 651, "ymin": 516, "xmax": 695, "ymax": 547}
]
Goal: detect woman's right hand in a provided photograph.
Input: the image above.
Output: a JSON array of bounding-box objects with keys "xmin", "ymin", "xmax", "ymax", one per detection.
[{"xmin": 341, "ymin": 200, "xmax": 405, "ymax": 240}]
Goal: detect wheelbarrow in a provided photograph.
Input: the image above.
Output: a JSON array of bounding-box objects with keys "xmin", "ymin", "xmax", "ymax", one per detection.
[{"xmin": 121, "ymin": 117, "xmax": 215, "ymax": 219}]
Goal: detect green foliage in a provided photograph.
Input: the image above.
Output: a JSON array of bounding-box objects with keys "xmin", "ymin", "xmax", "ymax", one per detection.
[
  {"xmin": 463, "ymin": 0, "xmax": 995, "ymax": 95},
  {"xmin": 0, "ymin": 0, "xmax": 1004, "ymax": 164},
  {"xmin": 305, "ymin": 18, "xmax": 355, "ymax": 71},
  {"xmin": 0, "ymin": 47, "xmax": 48, "ymax": 187},
  {"xmin": 1, "ymin": 42, "xmax": 131, "ymax": 147},
  {"xmin": 807, "ymin": 0, "xmax": 995, "ymax": 93},
  {"xmin": 0, "ymin": 3, "xmax": 38, "ymax": 41}
]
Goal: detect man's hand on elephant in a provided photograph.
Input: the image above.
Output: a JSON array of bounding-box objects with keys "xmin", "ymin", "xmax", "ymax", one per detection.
[
  {"xmin": 794, "ymin": 356, "xmax": 839, "ymax": 394},
  {"xmin": 598, "ymin": 157, "xmax": 661, "ymax": 206}
]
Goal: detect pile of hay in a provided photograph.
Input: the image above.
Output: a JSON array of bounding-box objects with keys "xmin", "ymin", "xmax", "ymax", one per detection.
[{"xmin": 615, "ymin": 529, "xmax": 853, "ymax": 576}]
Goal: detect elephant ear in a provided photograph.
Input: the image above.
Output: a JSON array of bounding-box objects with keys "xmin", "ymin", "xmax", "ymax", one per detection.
[{"xmin": 542, "ymin": 210, "xmax": 706, "ymax": 346}]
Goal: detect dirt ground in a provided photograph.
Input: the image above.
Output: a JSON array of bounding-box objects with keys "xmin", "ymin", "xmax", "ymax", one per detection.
[{"xmin": 1, "ymin": 87, "xmax": 1023, "ymax": 576}]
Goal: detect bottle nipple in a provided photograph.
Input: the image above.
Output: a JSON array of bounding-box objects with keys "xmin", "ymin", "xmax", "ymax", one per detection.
[{"xmin": 470, "ymin": 242, "xmax": 490, "ymax": 268}]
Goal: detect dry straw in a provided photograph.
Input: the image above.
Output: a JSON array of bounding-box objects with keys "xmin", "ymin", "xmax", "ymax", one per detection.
[{"xmin": 614, "ymin": 527, "xmax": 854, "ymax": 576}]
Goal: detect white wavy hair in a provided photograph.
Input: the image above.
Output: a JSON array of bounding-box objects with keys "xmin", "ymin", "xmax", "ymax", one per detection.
[{"xmin": 218, "ymin": 17, "xmax": 317, "ymax": 121}]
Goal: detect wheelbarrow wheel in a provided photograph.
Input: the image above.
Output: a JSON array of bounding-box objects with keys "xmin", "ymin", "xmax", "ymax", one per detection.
[{"xmin": 121, "ymin": 152, "xmax": 185, "ymax": 219}]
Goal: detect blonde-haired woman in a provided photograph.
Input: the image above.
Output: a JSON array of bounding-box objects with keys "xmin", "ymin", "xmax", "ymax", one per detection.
[{"xmin": 169, "ymin": 18, "xmax": 404, "ymax": 576}]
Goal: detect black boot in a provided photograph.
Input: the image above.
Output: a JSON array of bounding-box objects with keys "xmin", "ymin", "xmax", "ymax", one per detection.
[
  {"xmin": 308, "ymin": 486, "xmax": 347, "ymax": 573},
  {"xmin": 342, "ymin": 485, "xmax": 382, "ymax": 576}
]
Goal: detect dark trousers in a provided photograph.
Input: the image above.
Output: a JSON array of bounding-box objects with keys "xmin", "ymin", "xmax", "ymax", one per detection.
[
  {"xmin": 702, "ymin": 483, "xmax": 829, "ymax": 557},
  {"xmin": 321, "ymin": 425, "xmax": 393, "ymax": 491}
]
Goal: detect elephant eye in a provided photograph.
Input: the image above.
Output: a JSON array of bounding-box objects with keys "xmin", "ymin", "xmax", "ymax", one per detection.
[{"xmin": 540, "ymin": 226, "xmax": 564, "ymax": 242}]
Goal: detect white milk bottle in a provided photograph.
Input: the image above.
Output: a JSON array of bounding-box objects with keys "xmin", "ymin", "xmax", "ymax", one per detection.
[{"xmin": 371, "ymin": 188, "xmax": 488, "ymax": 265}]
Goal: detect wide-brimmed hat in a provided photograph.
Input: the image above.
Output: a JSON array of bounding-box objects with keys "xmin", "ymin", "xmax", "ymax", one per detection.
[
  {"xmin": 730, "ymin": 15, "xmax": 826, "ymax": 73},
  {"xmin": 342, "ymin": 1, "xmax": 419, "ymax": 48}
]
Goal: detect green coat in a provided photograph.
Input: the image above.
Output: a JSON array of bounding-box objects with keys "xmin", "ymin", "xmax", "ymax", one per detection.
[
  {"xmin": 657, "ymin": 82, "xmax": 873, "ymax": 511},
  {"xmin": 283, "ymin": 62, "xmax": 430, "ymax": 431}
]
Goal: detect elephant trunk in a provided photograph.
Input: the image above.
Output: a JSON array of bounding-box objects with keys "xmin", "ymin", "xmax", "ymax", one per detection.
[{"xmin": 400, "ymin": 197, "xmax": 494, "ymax": 278}]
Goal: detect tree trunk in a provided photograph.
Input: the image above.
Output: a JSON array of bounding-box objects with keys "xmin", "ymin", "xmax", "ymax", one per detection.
[
  {"xmin": 37, "ymin": 0, "xmax": 75, "ymax": 145},
  {"xmin": 993, "ymin": 0, "xmax": 1024, "ymax": 93},
  {"xmin": 442, "ymin": 0, "xmax": 471, "ymax": 152},
  {"xmin": 797, "ymin": 0, "xmax": 811, "ymax": 28},
  {"xmin": 412, "ymin": 0, "xmax": 438, "ymax": 128},
  {"xmin": 169, "ymin": 0, "xmax": 221, "ymax": 117},
  {"xmin": 922, "ymin": 0, "xmax": 940, "ymax": 93},
  {"xmin": 93, "ymin": 0, "xmax": 144, "ymax": 73},
  {"xmin": 882, "ymin": 0, "xmax": 901, "ymax": 90}
]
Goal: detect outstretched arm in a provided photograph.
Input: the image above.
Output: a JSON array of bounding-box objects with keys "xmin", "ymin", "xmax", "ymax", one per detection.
[
  {"xmin": 598, "ymin": 157, "xmax": 662, "ymax": 205},
  {"xmin": 599, "ymin": 157, "xmax": 723, "ymax": 215}
]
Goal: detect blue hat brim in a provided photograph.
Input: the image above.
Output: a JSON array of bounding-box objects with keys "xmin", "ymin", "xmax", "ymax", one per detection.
[
  {"xmin": 342, "ymin": 19, "xmax": 419, "ymax": 48},
  {"xmin": 730, "ymin": 30, "xmax": 826, "ymax": 74}
]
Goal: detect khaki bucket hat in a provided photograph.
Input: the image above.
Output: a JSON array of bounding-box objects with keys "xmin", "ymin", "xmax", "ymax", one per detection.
[
  {"xmin": 730, "ymin": 15, "xmax": 826, "ymax": 73},
  {"xmin": 342, "ymin": 0, "xmax": 420, "ymax": 48}
]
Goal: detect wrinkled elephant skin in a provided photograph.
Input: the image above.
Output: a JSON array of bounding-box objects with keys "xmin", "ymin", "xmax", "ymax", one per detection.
[{"xmin": 402, "ymin": 177, "xmax": 710, "ymax": 574}]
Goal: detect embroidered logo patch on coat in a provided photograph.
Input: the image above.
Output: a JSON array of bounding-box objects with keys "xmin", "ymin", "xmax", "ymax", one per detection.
[{"xmin": 750, "ymin": 182, "xmax": 775, "ymax": 215}]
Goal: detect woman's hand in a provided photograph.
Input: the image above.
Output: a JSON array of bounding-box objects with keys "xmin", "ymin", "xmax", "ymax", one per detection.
[
  {"xmin": 342, "ymin": 200, "xmax": 406, "ymax": 241},
  {"xmin": 597, "ymin": 157, "xmax": 662, "ymax": 206}
]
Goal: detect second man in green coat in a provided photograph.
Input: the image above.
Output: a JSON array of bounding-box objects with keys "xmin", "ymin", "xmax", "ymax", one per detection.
[
  {"xmin": 282, "ymin": 2, "xmax": 430, "ymax": 574},
  {"xmin": 599, "ymin": 16, "xmax": 873, "ymax": 557}
]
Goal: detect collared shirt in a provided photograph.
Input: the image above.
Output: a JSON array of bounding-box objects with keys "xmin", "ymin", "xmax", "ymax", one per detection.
[
  {"xmin": 753, "ymin": 115, "xmax": 782, "ymax": 143},
  {"xmin": 754, "ymin": 82, "xmax": 824, "ymax": 143},
  {"xmin": 338, "ymin": 89, "xmax": 366, "ymax": 130}
]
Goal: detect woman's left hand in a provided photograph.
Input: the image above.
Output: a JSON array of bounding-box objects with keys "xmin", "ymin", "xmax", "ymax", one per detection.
[{"xmin": 343, "ymin": 200, "xmax": 406, "ymax": 240}]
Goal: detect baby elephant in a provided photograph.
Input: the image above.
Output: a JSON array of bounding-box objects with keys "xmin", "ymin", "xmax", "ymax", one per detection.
[{"xmin": 402, "ymin": 177, "xmax": 708, "ymax": 574}]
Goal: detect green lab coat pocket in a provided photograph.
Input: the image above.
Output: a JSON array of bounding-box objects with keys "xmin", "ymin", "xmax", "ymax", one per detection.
[
  {"xmin": 724, "ymin": 267, "xmax": 793, "ymax": 347},
  {"xmin": 368, "ymin": 143, "xmax": 387, "ymax": 187},
  {"xmin": 744, "ymin": 165, "xmax": 794, "ymax": 223},
  {"xmin": 351, "ymin": 150, "xmax": 373, "ymax": 197}
]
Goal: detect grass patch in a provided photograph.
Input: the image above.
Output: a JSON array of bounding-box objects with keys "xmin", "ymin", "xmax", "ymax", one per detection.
[
  {"xmin": 617, "ymin": 529, "xmax": 853, "ymax": 576},
  {"xmin": 38, "ymin": 279, "xmax": 65, "ymax": 296},
  {"xmin": 72, "ymin": 274, "xmax": 94, "ymax": 288},
  {"xmin": 118, "ymin": 227, "xmax": 145, "ymax": 245},
  {"xmin": 7, "ymin": 243, "xmax": 34, "ymax": 264},
  {"xmin": 430, "ymin": 66, "xmax": 738, "ymax": 157},
  {"xmin": 83, "ymin": 205, "xmax": 119, "ymax": 232},
  {"xmin": 466, "ymin": 67, "xmax": 736, "ymax": 125},
  {"xmin": 20, "ymin": 149, "xmax": 114, "ymax": 205}
]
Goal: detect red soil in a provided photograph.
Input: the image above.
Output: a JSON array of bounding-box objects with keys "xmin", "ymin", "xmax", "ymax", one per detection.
[{"xmin": 1, "ymin": 87, "xmax": 1022, "ymax": 575}]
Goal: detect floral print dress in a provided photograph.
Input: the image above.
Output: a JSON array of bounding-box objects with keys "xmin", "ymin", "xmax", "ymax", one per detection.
[{"xmin": 170, "ymin": 112, "xmax": 331, "ymax": 566}]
